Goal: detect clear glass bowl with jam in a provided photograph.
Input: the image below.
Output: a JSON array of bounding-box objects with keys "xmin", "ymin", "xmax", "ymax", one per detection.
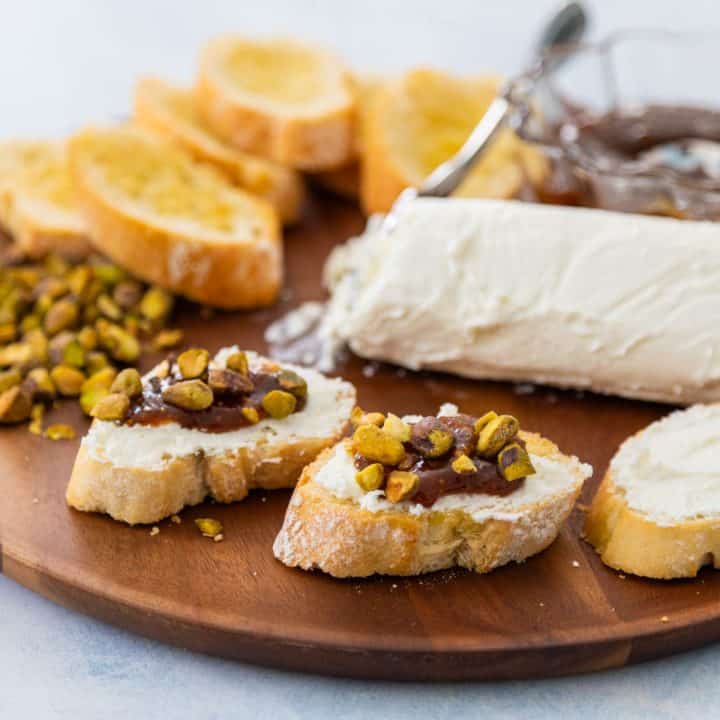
[{"xmin": 508, "ymin": 30, "xmax": 720, "ymax": 219}]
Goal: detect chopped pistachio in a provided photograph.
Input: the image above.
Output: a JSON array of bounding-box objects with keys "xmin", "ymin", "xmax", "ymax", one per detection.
[
  {"xmin": 28, "ymin": 403, "xmax": 44, "ymax": 435},
  {"xmin": 25, "ymin": 328, "xmax": 49, "ymax": 363},
  {"xmin": 0, "ymin": 386, "xmax": 32, "ymax": 423},
  {"xmin": 225, "ymin": 351, "xmax": 249, "ymax": 375},
  {"xmin": 110, "ymin": 368, "xmax": 142, "ymax": 398},
  {"xmin": 208, "ymin": 368, "xmax": 253, "ymax": 394},
  {"xmin": 383, "ymin": 413, "xmax": 411, "ymax": 442},
  {"xmin": 241, "ymin": 406, "xmax": 260, "ymax": 424},
  {"xmin": 355, "ymin": 463, "xmax": 385, "ymax": 492},
  {"xmin": 25, "ymin": 367, "xmax": 56, "ymax": 401},
  {"xmin": 498, "ymin": 443, "xmax": 536, "ymax": 482},
  {"xmin": 351, "ymin": 424, "xmax": 406, "ymax": 466},
  {"xmin": 82, "ymin": 366, "xmax": 118, "ymax": 391},
  {"xmin": 0, "ymin": 368, "xmax": 22, "ymax": 393},
  {"xmin": 154, "ymin": 359, "xmax": 170, "ymax": 379},
  {"xmin": 451, "ymin": 454, "xmax": 477, "ymax": 474},
  {"xmin": 152, "ymin": 328, "xmax": 183, "ymax": 350},
  {"xmin": 76, "ymin": 326, "xmax": 98, "ymax": 350},
  {"xmin": 85, "ymin": 351, "xmax": 111, "ymax": 376},
  {"xmin": 96, "ymin": 320, "xmax": 140, "ymax": 363},
  {"xmin": 476, "ymin": 415, "xmax": 520, "ymax": 457},
  {"xmin": 385, "ymin": 470, "xmax": 419, "ymax": 503},
  {"xmin": 93, "ymin": 263, "xmax": 125, "ymax": 286},
  {"xmin": 409, "ymin": 418, "xmax": 455, "ymax": 458},
  {"xmin": 67, "ymin": 265, "xmax": 93, "ymax": 298},
  {"xmin": 44, "ymin": 254, "xmax": 69, "ymax": 277},
  {"xmin": 0, "ymin": 342, "xmax": 32, "ymax": 368},
  {"xmin": 277, "ymin": 369, "xmax": 307, "ymax": 399},
  {"xmin": 0, "ymin": 322, "xmax": 16, "ymax": 343},
  {"xmin": 261, "ymin": 389, "xmax": 296, "ymax": 419},
  {"xmin": 350, "ymin": 406, "xmax": 385, "ymax": 427},
  {"xmin": 91, "ymin": 392, "xmax": 130, "ymax": 421},
  {"xmin": 474, "ymin": 411, "xmax": 498, "ymax": 434},
  {"xmin": 20, "ymin": 314, "xmax": 41, "ymax": 333},
  {"xmin": 50, "ymin": 365, "xmax": 86, "ymax": 397},
  {"xmin": 112, "ymin": 280, "xmax": 142, "ymax": 310},
  {"xmin": 139, "ymin": 286, "xmax": 173, "ymax": 322},
  {"xmin": 62, "ymin": 340, "xmax": 85, "ymax": 368},
  {"xmin": 97, "ymin": 293, "xmax": 123, "ymax": 321},
  {"xmin": 80, "ymin": 386, "xmax": 110, "ymax": 416},
  {"xmin": 44, "ymin": 423, "xmax": 76, "ymax": 440},
  {"xmin": 177, "ymin": 348, "xmax": 210, "ymax": 379},
  {"xmin": 43, "ymin": 298, "xmax": 79, "ymax": 336},
  {"xmin": 162, "ymin": 379, "xmax": 213, "ymax": 411},
  {"xmin": 195, "ymin": 518, "xmax": 223, "ymax": 538}
]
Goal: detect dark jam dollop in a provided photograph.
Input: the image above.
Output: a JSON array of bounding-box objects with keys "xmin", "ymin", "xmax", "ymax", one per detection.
[
  {"xmin": 126, "ymin": 366, "xmax": 306, "ymax": 432},
  {"xmin": 354, "ymin": 413, "xmax": 526, "ymax": 507}
]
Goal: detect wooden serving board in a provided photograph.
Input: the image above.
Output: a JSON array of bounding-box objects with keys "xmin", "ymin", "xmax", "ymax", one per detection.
[{"xmin": 1, "ymin": 193, "xmax": 718, "ymax": 681}]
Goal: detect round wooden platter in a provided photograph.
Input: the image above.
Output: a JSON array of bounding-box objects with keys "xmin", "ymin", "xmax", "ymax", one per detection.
[{"xmin": 1, "ymin": 192, "xmax": 719, "ymax": 681}]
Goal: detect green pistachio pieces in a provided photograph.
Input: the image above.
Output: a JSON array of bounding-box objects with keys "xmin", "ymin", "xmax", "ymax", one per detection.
[
  {"xmin": 90, "ymin": 392, "xmax": 130, "ymax": 421},
  {"xmin": 0, "ymin": 386, "xmax": 32, "ymax": 423},
  {"xmin": 476, "ymin": 414, "xmax": 520, "ymax": 458},
  {"xmin": 50, "ymin": 365, "xmax": 86, "ymax": 397},
  {"xmin": 225, "ymin": 351, "xmax": 249, "ymax": 375},
  {"xmin": 161, "ymin": 379, "xmax": 214, "ymax": 411},
  {"xmin": 261, "ymin": 389, "xmax": 297, "ymax": 419},
  {"xmin": 110, "ymin": 368, "xmax": 142, "ymax": 398},
  {"xmin": 497, "ymin": 443, "xmax": 536, "ymax": 482},
  {"xmin": 177, "ymin": 348, "xmax": 210, "ymax": 379},
  {"xmin": 355, "ymin": 463, "xmax": 385, "ymax": 492}
]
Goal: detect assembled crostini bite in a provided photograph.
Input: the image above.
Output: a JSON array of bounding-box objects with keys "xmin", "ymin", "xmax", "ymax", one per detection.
[
  {"xmin": 66, "ymin": 346, "xmax": 356, "ymax": 525},
  {"xmin": 274, "ymin": 404, "xmax": 591, "ymax": 577}
]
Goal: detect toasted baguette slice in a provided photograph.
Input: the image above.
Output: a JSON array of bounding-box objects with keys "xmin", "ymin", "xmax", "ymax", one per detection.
[
  {"xmin": 133, "ymin": 77, "xmax": 305, "ymax": 224},
  {"xmin": 360, "ymin": 68, "xmax": 547, "ymax": 214},
  {"xmin": 67, "ymin": 126, "xmax": 281, "ymax": 309},
  {"xmin": 0, "ymin": 140, "xmax": 90, "ymax": 258},
  {"xmin": 274, "ymin": 431, "xmax": 590, "ymax": 578},
  {"xmin": 66, "ymin": 348, "xmax": 357, "ymax": 525},
  {"xmin": 585, "ymin": 404, "xmax": 720, "ymax": 579},
  {"xmin": 196, "ymin": 36, "xmax": 356, "ymax": 171}
]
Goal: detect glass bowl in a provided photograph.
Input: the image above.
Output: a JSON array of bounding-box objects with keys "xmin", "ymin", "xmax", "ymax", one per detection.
[{"xmin": 507, "ymin": 30, "xmax": 720, "ymax": 219}]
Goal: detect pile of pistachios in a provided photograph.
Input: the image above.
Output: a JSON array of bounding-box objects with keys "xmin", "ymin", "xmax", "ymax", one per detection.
[
  {"xmin": 351, "ymin": 408, "xmax": 536, "ymax": 504},
  {"xmin": 0, "ymin": 251, "xmax": 182, "ymax": 437}
]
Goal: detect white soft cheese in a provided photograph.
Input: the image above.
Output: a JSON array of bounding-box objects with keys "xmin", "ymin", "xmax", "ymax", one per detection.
[
  {"xmin": 315, "ymin": 440, "xmax": 591, "ymax": 522},
  {"xmin": 610, "ymin": 403, "xmax": 720, "ymax": 525},
  {"xmin": 324, "ymin": 198, "xmax": 720, "ymax": 404},
  {"xmin": 82, "ymin": 348, "xmax": 355, "ymax": 470}
]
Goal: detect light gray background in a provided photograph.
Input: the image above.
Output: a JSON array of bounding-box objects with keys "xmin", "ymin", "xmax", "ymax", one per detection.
[{"xmin": 1, "ymin": 1, "xmax": 719, "ymax": 717}]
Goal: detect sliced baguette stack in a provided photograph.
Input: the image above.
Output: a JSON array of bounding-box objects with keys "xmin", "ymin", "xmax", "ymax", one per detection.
[
  {"xmin": 134, "ymin": 77, "xmax": 306, "ymax": 224},
  {"xmin": 0, "ymin": 140, "xmax": 90, "ymax": 258},
  {"xmin": 68, "ymin": 126, "xmax": 281, "ymax": 308}
]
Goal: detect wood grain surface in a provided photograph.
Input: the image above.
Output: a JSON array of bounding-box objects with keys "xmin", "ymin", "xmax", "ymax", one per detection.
[{"xmin": 0, "ymin": 192, "xmax": 718, "ymax": 681}]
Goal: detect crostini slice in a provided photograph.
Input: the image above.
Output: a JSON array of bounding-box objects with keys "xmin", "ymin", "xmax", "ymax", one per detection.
[
  {"xmin": 66, "ymin": 347, "xmax": 356, "ymax": 525},
  {"xmin": 67, "ymin": 126, "xmax": 281, "ymax": 309},
  {"xmin": 196, "ymin": 36, "xmax": 356, "ymax": 171},
  {"xmin": 274, "ymin": 404, "xmax": 591, "ymax": 577},
  {"xmin": 360, "ymin": 68, "xmax": 547, "ymax": 214},
  {"xmin": 133, "ymin": 77, "xmax": 306, "ymax": 224},
  {"xmin": 0, "ymin": 140, "xmax": 90, "ymax": 258},
  {"xmin": 585, "ymin": 403, "xmax": 720, "ymax": 579}
]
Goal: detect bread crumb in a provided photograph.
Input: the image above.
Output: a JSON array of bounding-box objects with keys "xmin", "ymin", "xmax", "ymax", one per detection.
[
  {"xmin": 213, "ymin": 533, "xmax": 224, "ymax": 543},
  {"xmin": 572, "ymin": 560, "xmax": 580, "ymax": 568},
  {"xmin": 150, "ymin": 526, "xmax": 160, "ymax": 536},
  {"xmin": 391, "ymin": 583, "xmax": 398, "ymax": 589},
  {"xmin": 170, "ymin": 515, "xmax": 181, "ymax": 524},
  {"xmin": 618, "ymin": 574, "xmax": 626, "ymax": 579},
  {"xmin": 539, "ymin": 602, "xmax": 545, "ymax": 607},
  {"xmin": 661, "ymin": 616, "xmax": 669, "ymax": 623},
  {"xmin": 32, "ymin": 497, "xmax": 39, "ymax": 504},
  {"xmin": 261, "ymin": 496, "xmax": 267, "ymax": 502}
]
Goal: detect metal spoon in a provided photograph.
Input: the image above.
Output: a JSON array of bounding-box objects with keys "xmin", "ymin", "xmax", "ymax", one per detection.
[{"xmin": 390, "ymin": 1, "xmax": 588, "ymax": 212}]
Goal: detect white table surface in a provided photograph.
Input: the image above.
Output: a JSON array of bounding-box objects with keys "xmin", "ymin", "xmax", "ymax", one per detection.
[{"xmin": 2, "ymin": 1, "xmax": 720, "ymax": 717}]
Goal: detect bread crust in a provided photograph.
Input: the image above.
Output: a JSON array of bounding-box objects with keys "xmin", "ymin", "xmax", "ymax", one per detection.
[
  {"xmin": 273, "ymin": 432, "xmax": 585, "ymax": 577},
  {"xmin": 196, "ymin": 38, "xmax": 356, "ymax": 171},
  {"xmin": 585, "ymin": 471, "xmax": 720, "ymax": 579},
  {"xmin": 133, "ymin": 77, "xmax": 306, "ymax": 225},
  {"xmin": 67, "ymin": 425, "xmax": 349, "ymax": 526},
  {"xmin": 68, "ymin": 131, "xmax": 282, "ymax": 309}
]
